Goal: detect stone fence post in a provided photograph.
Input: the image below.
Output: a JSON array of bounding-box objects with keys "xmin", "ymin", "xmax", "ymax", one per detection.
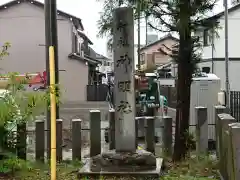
[
  {"xmin": 35, "ymin": 120, "xmax": 45, "ymax": 162},
  {"xmin": 145, "ymin": 116, "xmax": 155, "ymax": 154},
  {"xmin": 218, "ymin": 113, "xmax": 236, "ymax": 179},
  {"xmin": 228, "ymin": 123, "xmax": 240, "ymax": 180},
  {"xmin": 195, "ymin": 107, "xmax": 208, "ymax": 155},
  {"xmin": 215, "ymin": 105, "xmax": 227, "ymax": 158},
  {"xmin": 56, "ymin": 119, "xmax": 63, "ymax": 162},
  {"xmin": 109, "ymin": 109, "xmax": 115, "ymax": 150},
  {"xmin": 72, "ymin": 119, "xmax": 82, "ymax": 161},
  {"xmin": 162, "ymin": 116, "xmax": 172, "ymax": 157},
  {"xmin": 90, "ymin": 110, "xmax": 101, "ymax": 157},
  {"xmin": 17, "ymin": 122, "xmax": 27, "ymax": 160}
]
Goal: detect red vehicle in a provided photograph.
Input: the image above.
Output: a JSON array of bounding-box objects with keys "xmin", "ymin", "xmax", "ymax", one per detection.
[{"xmin": 0, "ymin": 71, "xmax": 47, "ymax": 90}]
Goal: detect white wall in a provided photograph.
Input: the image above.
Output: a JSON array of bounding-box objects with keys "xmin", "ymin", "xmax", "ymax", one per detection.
[
  {"xmin": 197, "ymin": 8, "xmax": 240, "ymax": 91},
  {"xmin": 201, "ymin": 9, "xmax": 240, "ymax": 59},
  {"xmin": 198, "ymin": 61, "xmax": 240, "ymax": 91}
]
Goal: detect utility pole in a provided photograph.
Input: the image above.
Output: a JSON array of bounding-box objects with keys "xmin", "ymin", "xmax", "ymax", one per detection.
[
  {"xmin": 45, "ymin": 0, "xmax": 60, "ymax": 160},
  {"xmin": 145, "ymin": 15, "xmax": 148, "ymax": 45},
  {"xmin": 50, "ymin": 0, "xmax": 60, "ymax": 109},
  {"xmin": 44, "ymin": 0, "xmax": 51, "ymax": 160},
  {"xmin": 224, "ymin": 0, "xmax": 230, "ymax": 108},
  {"xmin": 137, "ymin": 2, "xmax": 141, "ymax": 69}
]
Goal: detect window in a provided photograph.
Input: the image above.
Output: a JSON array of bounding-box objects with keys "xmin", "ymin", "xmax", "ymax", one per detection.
[
  {"xmin": 203, "ymin": 29, "xmax": 209, "ymax": 46},
  {"xmin": 77, "ymin": 42, "xmax": 81, "ymax": 54},
  {"xmin": 71, "ymin": 32, "xmax": 78, "ymax": 53},
  {"xmin": 140, "ymin": 53, "xmax": 145, "ymax": 65},
  {"xmin": 203, "ymin": 29, "xmax": 213, "ymax": 46},
  {"xmin": 103, "ymin": 61, "xmax": 107, "ymax": 66}
]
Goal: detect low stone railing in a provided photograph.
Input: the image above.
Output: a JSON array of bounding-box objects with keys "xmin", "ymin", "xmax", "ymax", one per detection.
[
  {"xmin": 194, "ymin": 105, "xmax": 240, "ymax": 179},
  {"xmin": 215, "ymin": 109, "xmax": 240, "ymax": 180}
]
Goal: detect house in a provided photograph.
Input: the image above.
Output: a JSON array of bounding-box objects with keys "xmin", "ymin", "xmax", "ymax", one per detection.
[
  {"xmin": 96, "ymin": 53, "xmax": 113, "ymax": 74},
  {"xmin": 196, "ymin": 3, "xmax": 240, "ymax": 91},
  {"xmin": 139, "ymin": 34, "xmax": 178, "ymax": 70},
  {"xmin": 0, "ymin": 0, "xmax": 100, "ymax": 102}
]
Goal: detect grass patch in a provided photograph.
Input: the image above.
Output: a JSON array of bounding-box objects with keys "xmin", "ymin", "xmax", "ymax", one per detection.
[
  {"xmin": 0, "ymin": 156, "xmax": 82, "ymax": 180},
  {"xmin": 161, "ymin": 154, "xmax": 220, "ymax": 180},
  {"xmin": 0, "ymin": 154, "xmax": 220, "ymax": 179}
]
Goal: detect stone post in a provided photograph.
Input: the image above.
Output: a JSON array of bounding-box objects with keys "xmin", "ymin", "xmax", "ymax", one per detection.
[
  {"xmin": 90, "ymin": 110, "xmax": 101, "ymax": 157},
  {"xmin": 215, "ymin": 105, "xmax": 226, "ymax": 158},
  {"xmin": 218, "ymin": 113, "xmax": 236, "ymax": 179},
  {"xmin": 17, "ymin": 122, "xmax": 27, "ymax": 160},
  {"xmin": 228, "ymin": 123, "xmax": 240, "ymax": 180},
  {"xmin": 72, "ymin": 119, "xmax": 82, "ymax": 161},
  {"xmin": 135, "ymin": 117, "xmax": 139, "ymax": 149},
  {"xmin": 162, "ymin": 116, "xmax": 172, "ymax": 156},
  {"xmin": 113, "ymin": 7, "xmax": 136, "ymax": 152},
  {"xmin": 109, "ymin": 109, "xmax": 115, "ymax": 150},
  {"xmin": 35, "ymin": 120, "xmax": 45, "ymax": 162},
  {"xmin": 195, "ymin": 107, "xmax": 208, "ymax": 155},
  {"xmin": 145, "ymin": 116, "xmax": 155, "ymax": 154},
  {"xmin": 225, "ymin": 123, "xmax": 238, "ymax": 180},
  {"xmin": 56, "ymin": 119, "xmax": 63, "ymax": 162}
]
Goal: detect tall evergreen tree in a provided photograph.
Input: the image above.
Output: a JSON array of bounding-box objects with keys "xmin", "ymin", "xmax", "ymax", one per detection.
[{"xmin": 97, "ymin": 0, "xmax": 218, "ymax": 161}]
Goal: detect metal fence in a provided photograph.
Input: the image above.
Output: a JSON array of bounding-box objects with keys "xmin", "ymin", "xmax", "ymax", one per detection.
[
  {"xmin": 230, "ymin": 91, "xmax": 240, "ymax": 121},
  {"xmin": 86, "ymin": 84, "xmax": 108, "ymax": 101}
]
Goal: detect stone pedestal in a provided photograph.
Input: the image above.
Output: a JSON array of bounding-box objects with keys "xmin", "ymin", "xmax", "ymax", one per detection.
[{"xmin": 78, "ymin": 149, "xmax": 163, "ymax": 179}]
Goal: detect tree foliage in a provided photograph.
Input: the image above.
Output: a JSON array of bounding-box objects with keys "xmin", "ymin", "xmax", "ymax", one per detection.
[
  {"xmin": 0, "ymin": 43, "xmax": 61, "ymax": 153},
  {"xmin": 97, "ymin": 0, "xmax": 219, "ymax": 161}
]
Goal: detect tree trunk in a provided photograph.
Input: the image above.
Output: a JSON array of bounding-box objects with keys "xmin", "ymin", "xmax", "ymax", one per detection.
[{"xmin": 172, "ymin": 0, "xmax": 192, "ymax": 161}]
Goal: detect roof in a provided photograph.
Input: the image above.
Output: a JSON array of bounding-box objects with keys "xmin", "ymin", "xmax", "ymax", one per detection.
[
  {"xmin": 77, "ymin": 30, "xmax": 93, "ymax": 45},
  {"xmin": 204, "ymin": 3, "xmax": 240, "ymax": 21},
  {"xmin": 192, "ymin": 73, "xmax": 220, "ymax": 81},
  {"xmin": 95, "ymin": 53, "xmax": 110, "ymax": 60},
  {"xmin": 0, "ymin": 0, "xmax": 84, "ymax": 30},
  {"xmin": 140, "ymin": 33, "xmax": 179, "ymax": 51},
  {"xmin": 68, "ymin": 53, "xmax": 101, "ymax": 65}
]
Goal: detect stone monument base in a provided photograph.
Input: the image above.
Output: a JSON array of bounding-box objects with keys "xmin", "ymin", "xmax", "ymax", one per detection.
[{"xmin": 78, "ymin": 149, "xmax": 163, "ymax": 179}]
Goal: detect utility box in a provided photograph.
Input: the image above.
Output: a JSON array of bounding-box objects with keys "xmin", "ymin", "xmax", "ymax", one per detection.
[{"xmin": 189, "ymin": 73, "xmax": 221, "ymax": 142}]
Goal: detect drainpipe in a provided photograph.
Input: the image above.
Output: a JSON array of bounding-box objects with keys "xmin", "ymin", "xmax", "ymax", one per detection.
[
  {"xmin": 211, "ymin": 29, "xmax": 214, "ymax": 73},
  {"xmin": 137, "ymin": 2, "xmax": 141, "ymax": 69}
]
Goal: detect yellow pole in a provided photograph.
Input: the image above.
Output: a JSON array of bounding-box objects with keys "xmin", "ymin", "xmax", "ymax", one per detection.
[{"xmin": 49, "ymin": 46, "xmax": 57, "ymax": 180}]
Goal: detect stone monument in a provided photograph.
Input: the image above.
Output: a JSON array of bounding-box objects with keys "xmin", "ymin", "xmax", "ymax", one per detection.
[{"xmin": 78, "ymin": 7, "xmax": 163, "ymax": 179}]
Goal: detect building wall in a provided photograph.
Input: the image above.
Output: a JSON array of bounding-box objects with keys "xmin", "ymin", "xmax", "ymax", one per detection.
[
  {"xmin": 197, "ymin": 8, "xmax": 240, "ymax": 91},
  {"xmin": 200, "ymin": 9, "xmax": 240, "ymax": 59},
  {"xmin": 140, "ymin": 38, "xmax": 177, "ymax": 67},
  {"xmin": 0, "ymin": 1, "xmax": 88, "ymax": 102},
  {"xmin": 198, "ymin": 60, "xmax": 240, "ymax": 91}
]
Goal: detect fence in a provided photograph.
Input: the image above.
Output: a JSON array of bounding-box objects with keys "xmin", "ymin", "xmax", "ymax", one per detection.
[
  {"xmin": 230, "ymin": 91, "xmax": 240, "ymax": 121},
  {"xmin": 159, "ymin": 86, "xmax": 177, "ymax": 108},
  {"xmin": 215, "ymin": 106, "xmax": 240, "ymax": 180},
  {"xmin": 13, "ymin": 110, "xmax": 176, "ymax": 162},
  {"xmin": 86, "ymin": 84, "xmax": 108, "ymax": 101}
]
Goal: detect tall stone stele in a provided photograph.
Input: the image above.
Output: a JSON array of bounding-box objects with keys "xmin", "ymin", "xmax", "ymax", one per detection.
[
  {"xmin": 80, "ymin": 8, "xmax": 158, "ymax": 176},
  {"xmin": 113, "ymin": 7, "xmax": 136, "ymax": 152}
]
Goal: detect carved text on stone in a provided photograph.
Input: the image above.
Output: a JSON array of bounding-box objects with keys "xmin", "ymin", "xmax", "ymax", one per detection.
[
  {"xmin": 116, "ymin": 54, "xmax": 132, "ymax": 73},
  {"xmin": 116, "ymin": 100, "xmax": 132, "ymax": 114},
  {"xmin": 118, "ymin": 80, "xmax": 131, "ymax": 92}
]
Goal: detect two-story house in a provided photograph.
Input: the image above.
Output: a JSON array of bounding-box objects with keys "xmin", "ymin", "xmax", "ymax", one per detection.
[
  {"xmin": 96, "ymin": 53, "xmax": 113, "ymax": 74},
  {"xmin": 0, "ymin": 0, "xmax": 100, "ymax": 102},
  {"xmin": 196, "ymin": 3, "xmax": 240, "ymax": 91},
  {"xmin": 139, "ymin": 34, "xmax": 178, "ymax": 71}
]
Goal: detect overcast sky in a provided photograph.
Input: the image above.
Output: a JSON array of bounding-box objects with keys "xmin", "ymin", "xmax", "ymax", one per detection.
[{"xmin": 0, "ymin": 0, "xmax": 232, "ymax": 57}]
